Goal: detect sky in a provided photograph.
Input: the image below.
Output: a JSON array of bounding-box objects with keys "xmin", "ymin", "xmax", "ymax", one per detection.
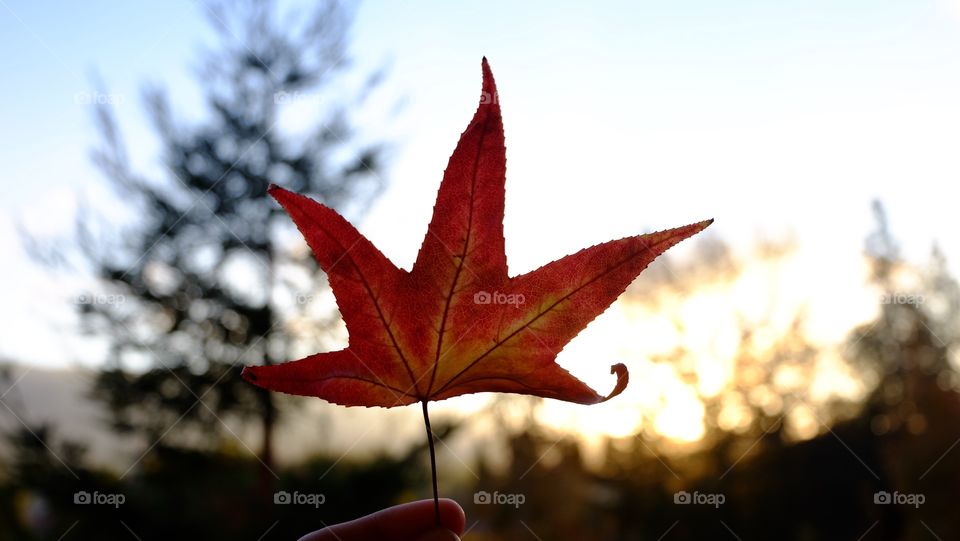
[{"xmin": 1, "ymin": 0, "xmax": 959, "ymax": 444}]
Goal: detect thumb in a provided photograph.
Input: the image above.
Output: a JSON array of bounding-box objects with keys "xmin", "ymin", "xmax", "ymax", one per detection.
[{"xmin": 415, "ymin": 528, "xmax": 461, "ymax": 541}]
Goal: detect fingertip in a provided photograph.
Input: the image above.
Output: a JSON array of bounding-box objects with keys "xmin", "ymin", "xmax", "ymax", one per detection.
[
  {"xmin": 306, "ymin": 498, "xmax": 467, "ymax": 541},
  {"xmin": 437, "ymin": 498, "xmax": 467, "ymax": 534}
]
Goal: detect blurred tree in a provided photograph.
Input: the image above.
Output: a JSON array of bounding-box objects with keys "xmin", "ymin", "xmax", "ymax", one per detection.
[
  {"xmin": 844, "ymin": 201, "xmax": 960, "ymax": 539},
  {"xmin": 51, "ymin": 0, "xmax": 385, "ymax": 487}
]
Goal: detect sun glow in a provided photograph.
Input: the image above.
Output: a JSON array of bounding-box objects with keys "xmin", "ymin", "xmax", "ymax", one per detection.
[{"xmin": 532, "ymin": 248, "xmax": 876, "ymax": 445}]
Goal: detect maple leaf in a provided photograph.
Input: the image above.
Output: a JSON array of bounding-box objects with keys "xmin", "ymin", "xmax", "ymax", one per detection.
[{"xmin": 241, "ymin": 59, "xmax": 711, "ymax": 409}]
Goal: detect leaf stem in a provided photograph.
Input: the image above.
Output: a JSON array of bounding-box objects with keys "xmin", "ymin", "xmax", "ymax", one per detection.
[{"xmin": 421, "ymin": 400, "xmax": 440, "ymax": 526}]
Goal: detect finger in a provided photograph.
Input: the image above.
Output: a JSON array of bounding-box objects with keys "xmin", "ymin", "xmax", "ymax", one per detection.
[
  {"xmin": 299, "ymin": 498, "xmax": 466, "ymax": 541},
  {"xmin": 416, "ymin": 528, "xmax": 461, "ymax": 541}
]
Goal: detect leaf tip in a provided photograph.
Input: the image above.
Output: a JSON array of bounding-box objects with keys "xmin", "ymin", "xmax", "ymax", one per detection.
[
  {"xmin": 678, "ymin": 218, "xmax": 714, "ymax": 238},
  {"xmin": 240, "ymin": 366, "xmax": 258, "ymax": 383},
  {"xmin": 480, "ymin": 57, "xmax": 497, "ymax": 98},
  {"xmin": 267, "ymin": 183, "xmax": 300, "ymax": 207}
]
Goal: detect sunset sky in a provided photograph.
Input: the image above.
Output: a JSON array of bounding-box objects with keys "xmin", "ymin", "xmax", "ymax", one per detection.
[{"xmin": 2, "ymin": 0, "xmax": 958, "ymax": 444}]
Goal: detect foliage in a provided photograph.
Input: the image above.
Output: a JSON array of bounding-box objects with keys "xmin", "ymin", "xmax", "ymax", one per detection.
[{"xmin": 60, "ymin": 0, "xmax": 385, "ymax": 472}]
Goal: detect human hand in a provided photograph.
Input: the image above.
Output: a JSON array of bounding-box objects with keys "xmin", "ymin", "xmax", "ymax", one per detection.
[{"xmin": 298, "ymin": 498, "xmax": 465, "ymax": 541}]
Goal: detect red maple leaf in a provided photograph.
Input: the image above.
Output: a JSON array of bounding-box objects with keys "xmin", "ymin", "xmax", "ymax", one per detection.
[{"xmin": 242, "ymin": 59, "xmax": 711, "ymax": 409}]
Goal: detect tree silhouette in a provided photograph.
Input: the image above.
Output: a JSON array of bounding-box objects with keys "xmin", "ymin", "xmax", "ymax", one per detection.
[{"xmin": 67, "ymin": 0, "xmax": 385, "ymax": 485}]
